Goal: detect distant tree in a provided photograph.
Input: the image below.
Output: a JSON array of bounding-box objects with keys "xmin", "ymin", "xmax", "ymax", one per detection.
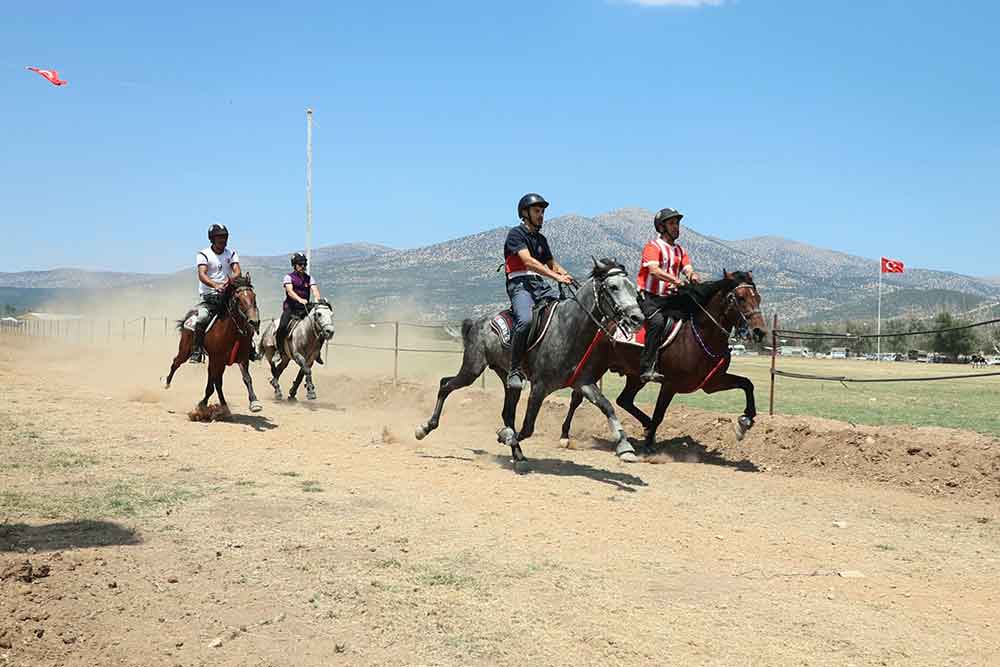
[
  {"xmin": 3, "ymin": 304, "xmax": 16, "ymax": 316},
  {"xmin": 882, "ymin": 318, "xmax": 911, "ymax": 353},
  {"xmin": 845, "ymin": 320, "xmax": 875, "ymax": 355},
  {"xmin": 930, "ymin": 312, "xmax": 977, "ymax": 357}
]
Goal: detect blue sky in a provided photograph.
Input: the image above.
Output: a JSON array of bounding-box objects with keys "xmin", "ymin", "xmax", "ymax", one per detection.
[{"xmin": 2, "ymin": 1, "xmax": 997, "ymax": 276}]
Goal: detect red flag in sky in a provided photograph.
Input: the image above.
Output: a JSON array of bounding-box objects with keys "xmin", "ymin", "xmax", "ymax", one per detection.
[
  {"xmin": 26, "ymin": 66, "xmax": 67, "ymax": 86},
  {"xmin": 881, "ymin": 257, "xmax": 904, "ymax": 273}
]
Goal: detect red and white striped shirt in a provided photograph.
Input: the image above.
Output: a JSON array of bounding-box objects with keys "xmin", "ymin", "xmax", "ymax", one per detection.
[{"xmin": 636, "ymin": 238, "xmax": 691, "ymax": 296}]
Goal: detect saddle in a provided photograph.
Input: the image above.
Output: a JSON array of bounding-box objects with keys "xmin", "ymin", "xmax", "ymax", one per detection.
[
  {"xmin": 613, "ymin": 319, "xmax": 685, "ymax": 349},
  {"xmin": 490, "ymin": 299, "xmax": 560, "ymax": 351}
]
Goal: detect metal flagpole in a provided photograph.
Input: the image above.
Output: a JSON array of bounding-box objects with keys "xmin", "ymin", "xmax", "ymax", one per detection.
[
  {"xmin": 877, "ymin": 258, "xmax": 882, "ymax": 362},
  {"xmin": 305, "ymin": 108, "xmax": 313, "ymax": 268}
]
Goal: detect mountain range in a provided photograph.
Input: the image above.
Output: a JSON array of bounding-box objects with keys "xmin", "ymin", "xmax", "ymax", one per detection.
[{"xmin": 2, "ymin": 209, "xmax": 997, "ymax": 325}]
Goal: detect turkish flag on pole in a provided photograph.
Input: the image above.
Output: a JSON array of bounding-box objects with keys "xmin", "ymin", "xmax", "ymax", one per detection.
[
  {"xmin": 26, "ymin": 66, "xmax": 67, "ymax": 86},
  {"xmin": 881, "ymin": 257, "xmax": 904, "ymax": 273}
]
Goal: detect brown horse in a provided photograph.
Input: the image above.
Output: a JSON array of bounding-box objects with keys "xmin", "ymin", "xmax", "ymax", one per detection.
[
  {"xmin": 162, "ymin": 275, "xmax": 263, "ymax": 414},
  {"xmin": 559, "ymin": 270, "xmax": 767, "ymax": 451}
]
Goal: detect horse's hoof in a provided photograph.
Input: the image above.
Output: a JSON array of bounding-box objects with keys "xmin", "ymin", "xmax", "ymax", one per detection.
[
  {"xmin": 161, "ymin": 377, "xmax": 170, "ymax": 389},
  {"xmin": 249, "ymin": 401, "xmax": 262, "ymax": 413},
  {"xmin": 734, "ymin": 415, "xmax": 753, "ymax": 441},
  {"xmin": 511, "ymin": 443, "xmax": 526, "ymax": 463},
  {"xmin": 619, "ymin": 451, "xmax": 639, "ymax": 464},
  {"xmin": 559, "ymin": 437, "xmax": 572, "ymax": 449},
  {"xmin": 287, "ymin": 396, "xmax": 297, "ymax": 402},
  {"xmin": 512, "ymin": 459, "xmax": 531, "ymax": 474},
  {"xmin": 414, "ymin": 425, "xmax": 428, "ymax": 440},
  {"xmin": 306, "ymin": 392, "xmax": 317, "ymax": 401}
]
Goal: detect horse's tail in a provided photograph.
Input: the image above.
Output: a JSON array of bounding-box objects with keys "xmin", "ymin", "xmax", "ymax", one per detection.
[{"xmin": 461, "ymin": 318, "xmax": 474, "ymax": 348}]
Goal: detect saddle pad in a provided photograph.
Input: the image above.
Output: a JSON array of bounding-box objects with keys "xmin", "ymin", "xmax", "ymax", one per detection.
[
  {"xmin": 613, "ymin": 319, "xmax": 684, "ymax": 349},
  {"xmin": 489, "ymin": 302, "xmax": 560, "ymax": 351}
]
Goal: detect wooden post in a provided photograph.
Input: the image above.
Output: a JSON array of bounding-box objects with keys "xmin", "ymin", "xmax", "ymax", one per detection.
[
  {"xmin": 142, "ymin": 317, "xmax": 147, "ymax": 345},
  {"xmin": 393, "ymin": 321, "xmax": 399, "ymax": 386},
  {"xmin": 122, "ymin": 319, "xmax": 126, "ymax": 341},
  {"xmin": 107, "ymin": 319, "xmax": 112, "ymax": 341},
  {"xmin": 769, "ymin": 313, "xmax": 778, "ymax": 416},
  {"xmin": 164, "ymin": 317, "xmax": 168, "ymax": 336}
]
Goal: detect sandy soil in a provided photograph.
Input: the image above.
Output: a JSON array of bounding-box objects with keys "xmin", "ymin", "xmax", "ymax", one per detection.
[{"xmin": 1, "ymin": 336, "xmax": 999, "ymax": 666}]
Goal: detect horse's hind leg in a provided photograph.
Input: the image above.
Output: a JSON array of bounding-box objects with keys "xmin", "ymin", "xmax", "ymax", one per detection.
[
  {"xmin": 580, "ymin": 383, "xmax": 636, "ymax": 462},
  {"xmin": 199, "ymin": 375, "xmax": 216, "ymax": 408},
  {"xmin": 304, "ymin": 366, "xmax": 317, "ymax": 400},
  {"xmin": 559, "ymin": 388, "xmax": 585, "ymax": 446},
  {"xmin": 269, "ymin": 358, "xmax": 290, "ymax": 400},
  {"xmin": 240, "ymin": 360, "xmax": 262, "ymax": 412},
  {"xmin": 163, "ymin": 331, "xmax": 192, "ymax": 388},
  {"xmin": 415, "ymin": 355, "xmax": 487, "ymax": 440}
]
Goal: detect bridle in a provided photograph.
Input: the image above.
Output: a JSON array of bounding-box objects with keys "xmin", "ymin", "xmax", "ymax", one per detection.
[
  {"xmin": 565, "ymin": 266, "xmax": 638, "ymax": 340},
  {"xmin": 227, "ymin": 284, "xmax": 256, "ymax": 337},
  {"xmin": 307, "ymin": 301, "xmax": 335, "ymax": 340},
  {"xmin": 689, "ymin": 282, "xmax": 762, "ymax": 343}
]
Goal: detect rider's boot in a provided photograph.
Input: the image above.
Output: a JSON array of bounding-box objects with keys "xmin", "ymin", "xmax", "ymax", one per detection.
[
  {"xmin": 506, "ymin": 328, "xmax": 529, "ymax": 390},
  {"xmin": 188, "ymin": 324, "xmax": 206, "ymax": 364},
  {"xmin": 639, "ymin": 319, "xmax": 668, "ymax": 383},
  {"xmin": 273, "ymin": 327, "xmax": 287, "ymax": 366}
]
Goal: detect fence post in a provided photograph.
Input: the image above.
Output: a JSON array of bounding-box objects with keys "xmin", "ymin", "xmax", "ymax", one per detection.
[
  {"xmin": 393, "ymin": 321, "xmax": 400, "ymax": 386},
  {"xmin": 142, "ymin": 317, "xmax": 147, "ymax": 345},
  {"xmin": 164, "ymin": 316, "xmax": 168, "ymax": 336},
  {"xmin": 769, "ymin": 313, "xmax": 778, "ymax": 416},
  {"xmin": 122, "ymin": 319, "xmax": 126, "ymax": 341}
]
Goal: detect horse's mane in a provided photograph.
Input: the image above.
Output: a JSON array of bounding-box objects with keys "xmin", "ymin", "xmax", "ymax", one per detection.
[
  {"xmin": 667, "ymin": 271, "xmax": 755, "ymax": 314},
  {"xmin": 588, "ymin": 258, "xmax": 627, "ymax": 280}
]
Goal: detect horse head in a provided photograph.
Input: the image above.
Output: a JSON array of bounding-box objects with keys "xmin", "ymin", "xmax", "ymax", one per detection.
[
  {"xmin": 228, "ymin": 274, "xmax": 260, "ymax": 333},
  {"xmin": 310, "ymin": 299, "xmax": 336, "ymax": 340},
  {"xmin": 720, "ymin": 269, "xmax": 766, "ymax": 343},
  {"xmin": 589, "ymin": 256, "xmax": 644, "ymax": 333}
]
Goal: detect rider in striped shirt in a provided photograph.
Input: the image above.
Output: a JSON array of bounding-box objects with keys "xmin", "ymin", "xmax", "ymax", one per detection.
[{"xmin": 636, "ymin": 208, "xmax": 700, "ymax": 382}]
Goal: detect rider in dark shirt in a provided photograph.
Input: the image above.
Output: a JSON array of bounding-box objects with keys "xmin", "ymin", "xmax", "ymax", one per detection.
[{"xmin": 502, "ymin": 193, "xmax": 574, "ymax": 390}]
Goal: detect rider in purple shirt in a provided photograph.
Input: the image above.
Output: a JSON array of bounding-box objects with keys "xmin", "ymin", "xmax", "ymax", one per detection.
[{"xmin": 274, "ymin": 252, "xmax": 324, "ymax": 365}]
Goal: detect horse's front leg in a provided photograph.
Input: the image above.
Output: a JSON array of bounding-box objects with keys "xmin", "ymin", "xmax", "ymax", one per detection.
[
  {"xmin": 579, "ymin": 383, "xmax": 636, "ymax": 462},
  {"xmin": 269, "ymin": 356, "xmax": 290, "ymax": 400},
  {"xmin": 240, "ymin": 360, "xmax": 262, "ymax": 412},
  {"xmin": 646, "ymin": 386, "xmax": 676, "ymax": 451},
  {"xmin": 615, "ymin": 375, "xmax": 653, "ymax": 438},
  {"xmin": 303, "ymin": 362, "xmax": 317, "ymax": 400},
  {"xmin": 702, "ymin": 373, "xmax": 755, "ymax": 441}
]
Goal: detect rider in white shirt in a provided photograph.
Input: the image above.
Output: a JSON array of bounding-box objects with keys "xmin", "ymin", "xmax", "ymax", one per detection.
[{"xmin": 188, "ymin": 224, "xmax": 241, "ymax": 362}]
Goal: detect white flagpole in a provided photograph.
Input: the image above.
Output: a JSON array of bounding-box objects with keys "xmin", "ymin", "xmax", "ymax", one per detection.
[
  {"xmin": 877, "ymin": 258, "xmax": 882, "ymax": 361},
  {"xmin": 305, "ymin": 108, "xmax": 313, "ymax": 268}
]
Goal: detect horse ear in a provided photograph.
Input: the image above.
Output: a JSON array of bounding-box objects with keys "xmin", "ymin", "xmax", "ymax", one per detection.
[
  {"xmin": 591, "ymin": 255, "xmax": 599, "ymax": 269},
  {"xmin": 747, "ymin": 270, "xmax": 753, "ymax": 282},
  {"xmin": 723, "ymin": 268, "xmax": 731, "ymax": 280}
]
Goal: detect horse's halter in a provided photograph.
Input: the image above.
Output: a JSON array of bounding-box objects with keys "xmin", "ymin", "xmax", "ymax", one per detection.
[
  {"xmin": 308, "ymin": 302, "xmax": 335, "ymax": 340},
  {"xmin": 227, "ymin": 285, "xmax": 256, "ymax": 337},
  {"xmin": 691, "ymin": 283, "xmax": 762, "ymax": 342},
  {"xmin": 567, "ymin": 267, "xmax": 636, "ymax": 339}
]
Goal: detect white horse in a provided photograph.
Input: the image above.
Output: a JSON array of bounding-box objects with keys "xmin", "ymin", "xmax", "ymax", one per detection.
[{"xmin": 258, "ymin": 300, "xmax": 335, "ymax": 400}]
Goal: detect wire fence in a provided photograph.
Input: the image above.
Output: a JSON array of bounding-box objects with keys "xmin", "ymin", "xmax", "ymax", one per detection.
[
  {"xmin": 0, "ymin": 316, "xmax": 468, "ymax": 386},
  {"xmin": 767, "ymin": 315, "xmax": 1000, "ymax": 415}
]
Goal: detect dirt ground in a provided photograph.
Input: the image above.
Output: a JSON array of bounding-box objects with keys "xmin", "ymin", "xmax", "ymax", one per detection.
[{"xmin": 1, "ymin": 336, "xmax": 999, "ymax": 666}]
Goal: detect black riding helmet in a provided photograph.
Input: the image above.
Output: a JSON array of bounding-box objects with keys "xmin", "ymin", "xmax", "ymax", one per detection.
[
  {"xmin": 517, "ymin": 193, "xmax": 549, "ymax": 221},
  {"xmin": 653, "ymin": 208, "xmax": 683, "ymax": 233},
  {"xmin": 208, "ymin": 223, "xmax": 229, "ymax": 240},
  {"xmin": 291, "ymin": 252, "xmax": 308, "ymax": 267}
]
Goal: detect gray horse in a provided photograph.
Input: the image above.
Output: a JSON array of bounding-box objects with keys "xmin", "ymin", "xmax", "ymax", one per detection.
[
  {"xmin": 415, "ymin": 258, "xmax": 644, "ymax": 463},
  {"xmin": 258, "ymin": 300, "xmax": 336, "ymax": 401}
]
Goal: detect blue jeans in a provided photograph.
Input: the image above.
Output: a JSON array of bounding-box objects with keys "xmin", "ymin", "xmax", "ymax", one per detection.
[{"xmin": 506, "ymin": 276, "xmax": 557, "ymax": 372}]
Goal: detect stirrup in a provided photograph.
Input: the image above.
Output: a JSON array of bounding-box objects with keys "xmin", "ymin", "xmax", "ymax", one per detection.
[{"xmin": 188, "ymin": 350, "xmax": 204, "ymax": 364}]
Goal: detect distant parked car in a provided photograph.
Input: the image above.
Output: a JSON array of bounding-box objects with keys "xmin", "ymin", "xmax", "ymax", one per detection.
[{"xmin": 987, "ymin": 356, "xmax": 1000, "ymax": 366}]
